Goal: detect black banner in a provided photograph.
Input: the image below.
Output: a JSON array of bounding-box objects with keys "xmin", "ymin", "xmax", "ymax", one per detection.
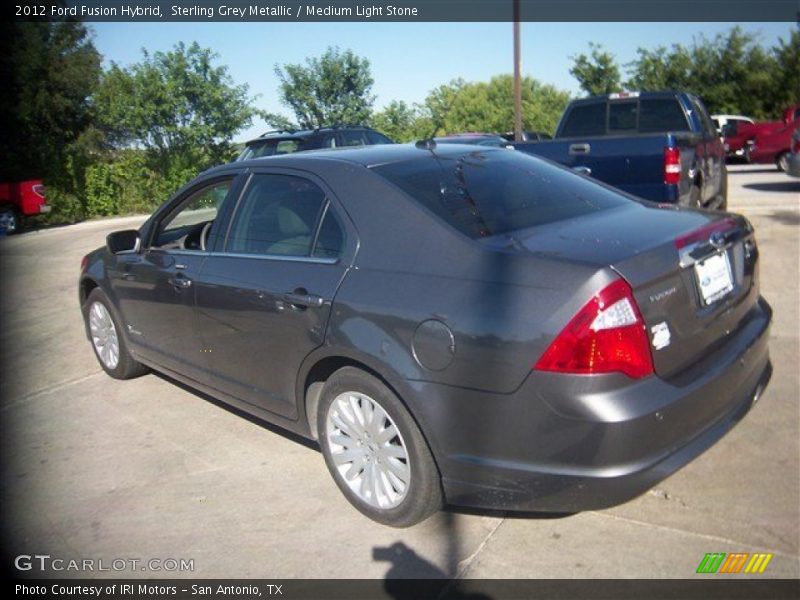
[
  {"xmin": 9, "ymin": 0, "xmax": 800, "ymax": 22},
  {"xmin": 8, "ymin": 579, "xmax": 800, "ymax": 600}
]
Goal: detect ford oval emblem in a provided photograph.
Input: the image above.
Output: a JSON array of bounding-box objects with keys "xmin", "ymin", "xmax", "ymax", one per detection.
[{"xmin": 709, "ymin": 232, "xmax": 726, "ymax": 248}]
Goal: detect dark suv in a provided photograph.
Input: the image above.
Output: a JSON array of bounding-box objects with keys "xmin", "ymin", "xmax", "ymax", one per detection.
[{"xmin": 236, "ymin": 126, "xmax": 394, "ymax": 161}]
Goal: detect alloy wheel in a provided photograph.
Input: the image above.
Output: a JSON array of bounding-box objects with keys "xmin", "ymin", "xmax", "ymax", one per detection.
[
  {"xmin": 325, "ymin": 391, "xmax": 411, "ymax": 509},
  {"xmin": 89, "ymin": 301, "xmax": 120, "ymax": 370}
]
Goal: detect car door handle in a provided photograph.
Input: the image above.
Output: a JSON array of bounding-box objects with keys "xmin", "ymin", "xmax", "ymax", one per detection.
[
  {"xmin": 569, "ymin": 143, "xmax": 591, "ymax": 155},
  {"xmin": 169, "ymin": 275, "xmax": 192, "ymax": 290},
  {"xmin": 283, "ymin": 290, "xmax": 324, "ymax": 308}
]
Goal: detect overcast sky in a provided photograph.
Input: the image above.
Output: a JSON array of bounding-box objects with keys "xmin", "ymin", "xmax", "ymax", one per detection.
[{"xmin": 90, "ymin": 21, "xmax": 797, "ymax": 141}]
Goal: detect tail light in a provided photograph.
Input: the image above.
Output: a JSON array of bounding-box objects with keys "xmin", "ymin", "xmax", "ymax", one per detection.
[
  {"xmin": 80, "ymin": 255, "xmax": 89, "ymax": 272},
  {"xmin": 31, "ymin": 184, "xmax": 46, "ymax": 198},
  {"xmin": 664, "ymin": 147, "xmax": 681, "ymax": 185},
  {"xmin": 534, "ymin": 278, "xmax": 654, "ymax": 379}
]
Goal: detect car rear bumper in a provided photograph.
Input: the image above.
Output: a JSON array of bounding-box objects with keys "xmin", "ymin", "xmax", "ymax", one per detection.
[{"xmin": 409, "ymin": 297, "xmax": 772, "ymax": 513}]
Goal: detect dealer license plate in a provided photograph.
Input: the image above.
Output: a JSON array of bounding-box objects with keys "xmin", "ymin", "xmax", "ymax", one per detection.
[{"xmin": 695, "ymin": 251, "xmax": 734, "ymax": 305}]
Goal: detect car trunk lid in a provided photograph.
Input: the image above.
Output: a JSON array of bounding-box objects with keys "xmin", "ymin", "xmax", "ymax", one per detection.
[{"xmin": 491, "ymin": 203, "xmax": 759, "ymax": 379}]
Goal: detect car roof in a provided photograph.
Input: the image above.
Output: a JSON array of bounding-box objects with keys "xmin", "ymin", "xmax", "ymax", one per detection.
[{"xmin": 207, "ymin": 142, "xmax": 505, "ymax": 176}]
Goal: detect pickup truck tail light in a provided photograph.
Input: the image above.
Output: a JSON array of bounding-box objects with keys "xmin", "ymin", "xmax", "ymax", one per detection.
[
  {"xmin": 664, "ymin": 147, "xmax": 681, "ymax": 185},
  {"xmin": 534, "ymin": 278, "xmax": 654, "ymax": 379},
  {"xmin": 31, "ymin": 184, "xmax": 46, "ymax": 198}
]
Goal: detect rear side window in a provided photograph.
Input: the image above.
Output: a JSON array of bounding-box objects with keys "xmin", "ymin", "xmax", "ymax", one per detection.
[
  {"xmin": 240, "ymin": 139, "xmax": 302, "ymax": 160},
  {"xmin": 339, "ymin": 131, "xmax": 369, "ymax": 147},
  {"xmin": 560, "ymin": 103, "xmax": 606, "ymax": 137},
  {"xmin": 226, "ymin": 174, "xmax": 326, "ymax": 256},
  {"xmin": 312, "ymin": 207, "xmax": 345, "ymax": 259},
  {"xmin": 366, "ymin": 131, "xmax": 394, "ymax": 145},
  {"xmin": 639, "ymin": 99, "xmax": 690, "ymax": 133},
  {"xmin": 373, "ymin": 150, "xmax": 628, "ymax": 239}
]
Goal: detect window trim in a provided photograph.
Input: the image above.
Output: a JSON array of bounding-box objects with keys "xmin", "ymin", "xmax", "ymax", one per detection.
[{"xmin": 219, "ymin": 170, "xmax": 345, "ymax": 263}]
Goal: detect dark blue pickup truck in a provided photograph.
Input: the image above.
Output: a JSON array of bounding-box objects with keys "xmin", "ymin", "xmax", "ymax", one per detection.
[{"xmin": 514, "ymin": 91, "xmax": 727, "ymax": 209}]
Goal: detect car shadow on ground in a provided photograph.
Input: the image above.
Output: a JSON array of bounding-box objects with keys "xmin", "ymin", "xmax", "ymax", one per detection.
[
  {"xmin": 765, "ymin": 211, "xmax": 800, "ymax": 226},
  {"xmin": 743, "ymin": 181, "xmax": 800, "ymax": 193},
  {"xmin": 150, "ymin": 371, "xmax": 320, "ymax": 452},
  {"xmin": 727, "ymin": 167, "xmax": 782, "ymax": 175}
]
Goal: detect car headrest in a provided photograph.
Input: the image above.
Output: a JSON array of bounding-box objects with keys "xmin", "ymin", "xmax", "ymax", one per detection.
[{"xmin": 278, "ymin": 206, "xmax": 311, "ymax": 236}]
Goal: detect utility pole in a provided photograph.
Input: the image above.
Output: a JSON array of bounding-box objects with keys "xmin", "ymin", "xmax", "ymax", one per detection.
[{"xmin": 513, "ymin": 0, "xmax": 523, "ymax": 142}]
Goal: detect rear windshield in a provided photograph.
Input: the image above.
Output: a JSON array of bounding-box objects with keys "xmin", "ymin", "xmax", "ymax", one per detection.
[
  {"xmin": 372, "ymin": 150, "xmax": 629, "ymax": 239},
  {"xmin": 560, "ymin": 97, "xmax": 690, "ymax": 137}
]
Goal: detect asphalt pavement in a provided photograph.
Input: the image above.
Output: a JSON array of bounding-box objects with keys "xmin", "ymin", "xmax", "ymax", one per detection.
[{"xmin": 0, "ymin": 164, "xmax": 797, "ymax": 580}]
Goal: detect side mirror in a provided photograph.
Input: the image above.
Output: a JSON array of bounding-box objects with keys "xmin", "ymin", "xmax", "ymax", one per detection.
[{"xmin": 106, "ymin": 229, "xmax": 141, "ymax": 255}]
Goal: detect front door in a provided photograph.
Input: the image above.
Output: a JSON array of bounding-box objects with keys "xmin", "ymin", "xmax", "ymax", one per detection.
[
  {"xmin": 111, "ymin": 177, "xmax": 237, "ymax": 382},
  {"xmin": 194, "ymin": 171, "xmax": 352, "ymax": 419}
]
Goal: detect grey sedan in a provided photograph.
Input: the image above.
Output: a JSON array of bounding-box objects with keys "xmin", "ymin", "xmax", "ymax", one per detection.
[{"xmin": 80, "ymin": 143, "xmax": 772, "ymax": 527}]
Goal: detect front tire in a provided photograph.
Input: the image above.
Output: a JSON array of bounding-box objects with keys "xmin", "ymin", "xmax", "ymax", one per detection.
[
  {"xmin": 0, "ymin": 206, "xmax": 21, "ymax": 234},
  {"xmin": 83, "ymin": 288, "xmax": 148, "ymax": 380},
  {"xmin": 318, "ymin": 367, "xmax": 442, "ymax": 527}
]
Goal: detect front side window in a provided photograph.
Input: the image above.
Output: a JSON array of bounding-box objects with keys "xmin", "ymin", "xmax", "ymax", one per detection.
[
  {"xmin": 226, "ymin": 174, "xmax": 327, "ymax": 256},
  {"xmin": 153, "ymin": 180, "xmax": 231, "ymax": 250}
]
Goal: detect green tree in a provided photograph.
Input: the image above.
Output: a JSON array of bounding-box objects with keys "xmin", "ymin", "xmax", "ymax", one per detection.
[
  {"xmin": 95, "ymin": 42, "xmax": 259, "ymax": 174},
  {"xmin": 624, "ymin": 27, "xmax": 795, "ymax": 120},
  {"xmin": 769, "ymin": 29, "xmax": 800, "ymax": 114},
  {"xmin": 0, "ymin": 20, "xmax": 101, "ymax": 184},
  {"xmin": 274, "ymin": 47, "xmax": 375, "ymax": 128},
  {"xmin": 570, "ymin": 43, "xmax": 622, "ymax": 96},
  {"xmin": 418, "ymin": 75, "xmax": 570, "ymax": 136},
  {"xmin": 371, "ymin": 100, "xmax": 431, "ymax": 142}
]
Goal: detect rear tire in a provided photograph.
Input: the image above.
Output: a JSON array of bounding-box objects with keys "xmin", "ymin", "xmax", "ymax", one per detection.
[
  {"xmin": 717, "ymin": 165, "xmax": 728, "ymax": 211},
  {"xmin": 317, "ymin": 367, "xmax": 442, "ymax": 527},
  {"xmin": 776, "ymin": 152, "xmax": 790, "ymax": 173},
  {"xmin": 82, "ymin": 288, "xmax": 148, "ymax": 380}
]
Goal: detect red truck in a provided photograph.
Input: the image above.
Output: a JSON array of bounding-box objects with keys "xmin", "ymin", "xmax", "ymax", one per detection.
[
  {"xmin": 747, "ymin": 116, "xmax": 800, "ymax": 172},
  {"xmin": 724, "ymin": 103, "xmax": 800, "ymax": 169},
  {"xmin": 0, "ymin": 179, "xmax": 50, "ymax": 233}
]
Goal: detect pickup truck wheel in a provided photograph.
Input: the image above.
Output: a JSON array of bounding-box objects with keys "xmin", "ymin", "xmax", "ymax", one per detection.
[
  {"xmin": 83, "ymin": 288, "xmax": 148, "ymax": 380},
  {"xmin": 0, "ymin": 206, "xmax": 21, "ymax": 234},
  {"xmin": 686, "ymin": 185, "xmax": 701, "ymax": 208},
  {"xmin": 776, "ymin": 152, "xmax": 790, "ymax": 172},
  {"xmin": 318, "ymin": 367, "xmax": 442, "ymax": 527},
  {"xmin": 718, "ymin": 165, "xmax": 728, "ymax": 210}
]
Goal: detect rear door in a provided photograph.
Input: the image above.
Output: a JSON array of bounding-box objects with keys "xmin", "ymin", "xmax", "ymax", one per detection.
[{"xmin": 194, "ymin": 169, "xmax": 354, "ymax": 419}]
